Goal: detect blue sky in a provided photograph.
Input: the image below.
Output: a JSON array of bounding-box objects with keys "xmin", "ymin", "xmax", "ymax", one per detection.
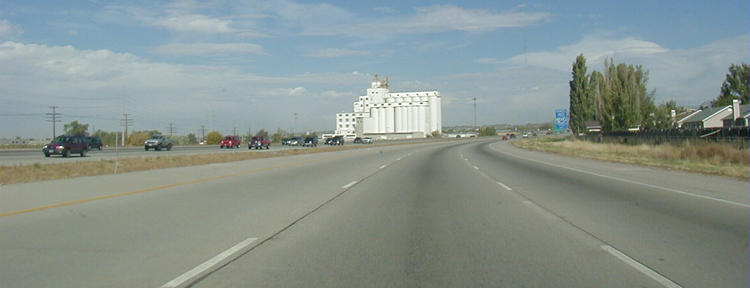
[{"xmin": 1, "ymin": 0, "xmax": 747, "ymax": 139}]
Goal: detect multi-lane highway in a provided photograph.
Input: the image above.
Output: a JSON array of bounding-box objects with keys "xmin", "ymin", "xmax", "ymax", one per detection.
[
  {"xmin": 1, "ymin": 139, "xmax": 747, "ymax": 287},
  {"xmin": 0, "ymin": 144, "xmax": 298, "ymax": 166}
]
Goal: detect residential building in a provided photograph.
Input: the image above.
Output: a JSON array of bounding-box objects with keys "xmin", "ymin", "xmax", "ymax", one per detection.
[{"xmin": 679, "ymin": 105, "xmax": 733, "ymax": 129}]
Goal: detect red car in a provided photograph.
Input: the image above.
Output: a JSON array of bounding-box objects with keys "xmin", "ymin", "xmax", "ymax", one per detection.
[
  {"xmin": 220, "ymin": 135, "xmax": 241, "ymax": 148},
  {"xmin": 43, "ymin": 135, "xmax": 89, "ymax": 157},
  {"xmin": 249, "ymin": 135, "xmax": 271, "ymax": 149}
]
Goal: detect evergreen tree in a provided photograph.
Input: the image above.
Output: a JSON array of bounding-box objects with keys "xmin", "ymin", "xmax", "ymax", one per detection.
[
  {"xmin": 568, "ymin": 54, "xmax": 592, "ymax": 134},
  {"xmin": 711, "ymin": 63, "xmax": 749, "ymax": 107}
]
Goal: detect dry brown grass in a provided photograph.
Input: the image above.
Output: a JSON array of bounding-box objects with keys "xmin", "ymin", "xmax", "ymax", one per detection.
[
  {"xmin": 514, "ymin": 137, "xmax": 749, "ymax": 179},
  {"xmin": 0, "ymin": 145, "xmax": 378, "ymax": 185}
]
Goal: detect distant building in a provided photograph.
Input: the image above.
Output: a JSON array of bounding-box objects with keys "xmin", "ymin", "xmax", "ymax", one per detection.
[
  {"xmin": 1, "ymin": 138, "xmax": 49, "ymax": 146},
  {"xmin": 335, "ymin": 75, "xmax": 442, "ymax": 139}
]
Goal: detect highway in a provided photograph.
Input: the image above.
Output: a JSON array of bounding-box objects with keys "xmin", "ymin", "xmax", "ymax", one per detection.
[
  {"xmin": 1, "ymin": 139, "xmax": 747, "ymax": 287},
  {"xmin": 0, "ymin": 144, "xmax": 297, "ymax": 166}
]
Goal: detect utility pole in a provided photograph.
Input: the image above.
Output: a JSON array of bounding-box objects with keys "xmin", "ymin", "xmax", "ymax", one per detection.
[
  {"xmin": 200, "ymin": 125, "xmax": 206, "ymax": 142},
  {"xmin": 46, "ymin": 106, "xmax": 61, "ymax": 139},
  {"xmin": 233, "ymin": 127, "xmax": 237, "ymax": 135},
  {"xmin": 167, "ymin": 123, "xmax": 176, "ymax": 137},
  {"xmin": 294, "ymin": 112, "xmax": 298, "ymax": 135},
  {"xmin": 121, "ymin": 114, "xmax": 131, "ymax": 144}
]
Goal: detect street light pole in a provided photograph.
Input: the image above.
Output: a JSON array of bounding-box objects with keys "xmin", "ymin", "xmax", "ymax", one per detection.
[{"xmin": 473, "ymin": 97, "xmax": 477, "ymax": 133}]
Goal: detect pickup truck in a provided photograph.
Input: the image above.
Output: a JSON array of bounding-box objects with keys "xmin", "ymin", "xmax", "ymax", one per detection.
[
  {"xmin": 249, "ymin": 135, "xmax": 271, "ymax": 149},
  {"xmin": 220, "ymin": 135, "xmax": 241, "ymax": 148},
  {"xmin": 144, "ymin": 135, "xmax": 174, "ymax": 151}
]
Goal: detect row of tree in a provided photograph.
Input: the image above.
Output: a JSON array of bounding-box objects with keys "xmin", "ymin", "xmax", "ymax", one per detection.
[
  {"xmin": 60, "ymin": 120, "xmax": 312, "ymax": 147},
  {"xmin": 568, "ymin": 54, "xmax": 749, "ymax": 134}
]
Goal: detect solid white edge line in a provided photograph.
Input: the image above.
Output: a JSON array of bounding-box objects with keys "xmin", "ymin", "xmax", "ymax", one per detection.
[
  {"xmin": 491, "ymin": 144, "xmax": 749, "ymax": 208},
  {"xmin": 601, "ymin": 245, "xmax": 682, "ymax": 288},
  {"xmin": 161, "ymin": 237, "xmax": 258, "ymax": 288},
  {"xmin": 380, "ymin": 165, "xmax": 388, "ymax": 169},
  {"xmin": 342, "ymin": 181, "xmax": 358, "ymax": 189}
]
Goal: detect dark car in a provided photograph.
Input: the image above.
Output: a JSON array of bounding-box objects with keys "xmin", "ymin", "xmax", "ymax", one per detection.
[
  {"xmin": 86, "ymin": 136, "xmax": 103, "ymax": 150},
  {"xmin": 325, "ymin": 136, "xmax": 344, "ymax": 145},
  {"xmin": 353, "ymin": 137, "xmax": 363, "ymax": 144},
  {"xmin": 302, "ymin": 137, "xmax": 318, "ymax": 147},
  {"xmin": 43, "ymin": 135, "xmax": 89, "ymax": 157}
]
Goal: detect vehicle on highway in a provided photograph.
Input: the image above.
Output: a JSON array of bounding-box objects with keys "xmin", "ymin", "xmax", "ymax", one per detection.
[
  {"xmin": 302, "ymin": 137, "xmax": 318, "ymax": 147},
  {"xmin": 281, "ymin": 138, "xmax": 291, "ymax": 145},
  {"xmin": 502, "ymin": 135, "xmax": 509, "ymax": 140},
  {"xmin": 325, "ymin": 135, "xmax": 344, "ymax": 145},
  {"xmin": 249, "ymin": 135, "xmax": 271, "ymax": 149},
  {"xmin": 353, "ymin": 137, "xmax": 363, "ymax": 144},
  {"xmin": 361, "ymin": 137, "xmax": 373, "ymax": 144},
  {"xmin": 42, "ymin": 135, "xmax": 89, "ymax": 157},
  {"xmin": 288, "ymin": 136, "xmax": 303, "ymax": 146},
  {"xmin": 86, "ymin": 136, "xmax": 103, "ymax": 150},
  {"xmin": 220, "ymin": 135, "xmax": 241, "ymax": 148},
  {"xmin": 144, "ymin": 135, "xmax": 174, "ymax": 151}
]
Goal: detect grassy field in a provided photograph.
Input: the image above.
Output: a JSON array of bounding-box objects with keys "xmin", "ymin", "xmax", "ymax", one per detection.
[
  {"xmin": 513, "ymin": 136, "xmax": 749, "ymax": 180},
  {"xmin": 2, "ymin": 137, "xmax": 748, "ymax": 185}
]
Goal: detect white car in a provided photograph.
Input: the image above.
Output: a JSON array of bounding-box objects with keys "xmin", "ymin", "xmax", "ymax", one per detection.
[{"xmin": 362, "ymin": 137, "xmax": 373, "ymax": 144}]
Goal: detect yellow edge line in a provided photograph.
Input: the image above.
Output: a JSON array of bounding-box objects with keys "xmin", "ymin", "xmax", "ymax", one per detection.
[{"xmin": 1, "ymin": 158, "xmax": 329, "ymax": 218}]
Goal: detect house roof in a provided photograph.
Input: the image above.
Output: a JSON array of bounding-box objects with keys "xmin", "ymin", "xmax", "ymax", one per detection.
[
  {"xmin": 681, "ymin": 105, "xmax": 732, "ymax": 123},
  {"xmin": 722, "ymin": 104, "xmax": 750, "ymax": 120}
]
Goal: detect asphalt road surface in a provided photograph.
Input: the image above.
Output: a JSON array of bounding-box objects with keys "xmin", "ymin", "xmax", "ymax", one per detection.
[{"xmin": 1, "ymin": 139, "xmax": 747, "ymax": 287}]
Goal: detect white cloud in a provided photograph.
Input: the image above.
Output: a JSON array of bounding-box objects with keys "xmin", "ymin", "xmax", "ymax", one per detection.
[
  {"xmin": 153, "ymin": 43, "xmax": 265, "ymax": 56},
  {"xmin": 283, "ymin": 86, "xmax": 307, "ymax": 96},
  {"xmin": 483, "ymin": 34, "xmax": 749, "ymax": 108},
  {"xmin": 153, "ymin": 13, "xmax": 237, "ymax": 33},
  {"xmin": 507, "ymin": 35, "xmax": 671, "ymax": 72},
  {"xmin": 307, "ymin": 48, "xmax": 369, "ymax": 58},
  {"xmin": 0, "ymin": 19, "xmax": 23, "ymax": 37},
  {"xmin": 387, "ymin": 5, "xmax": 550, "ymax": 33}
]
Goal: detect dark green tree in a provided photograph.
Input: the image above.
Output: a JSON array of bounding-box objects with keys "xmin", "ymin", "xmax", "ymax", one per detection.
[
  {"xmin": 569, "ymin": 54, "xmax": 593, "ymax": 134},
  {"xmin": 63, "ymin": 121, "xmax": 89, "ymax": 136},
  {"xmin": 597, "ymin": 59, "xmax": 655, "ymax": 131},
  {"xmin": 92, "ymin": 130, "xmax": 118, "ymax": 147},
  {"xmin": 647, "ymin": 100, "xmax": 680, "ymax": 129},
  {"xmin": 256, "ymin": 129, "xmax": 269, "ymax": 138},
  {"xmin": 479, "ymin": 126, "xmax": 497, "ymax": 136},
  {"xmin": 187, "ymin": 133, "xmax": 198, "ymax": 145},
  {"xmin": 711, "ymin": 63, "xmax": 749, "ymax": 107}
]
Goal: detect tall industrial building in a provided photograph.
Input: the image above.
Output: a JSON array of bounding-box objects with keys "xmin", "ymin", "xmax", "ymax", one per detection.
[{"xmin": 335, "ymin": 75, "xmax": 441, "ymax": 139}]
